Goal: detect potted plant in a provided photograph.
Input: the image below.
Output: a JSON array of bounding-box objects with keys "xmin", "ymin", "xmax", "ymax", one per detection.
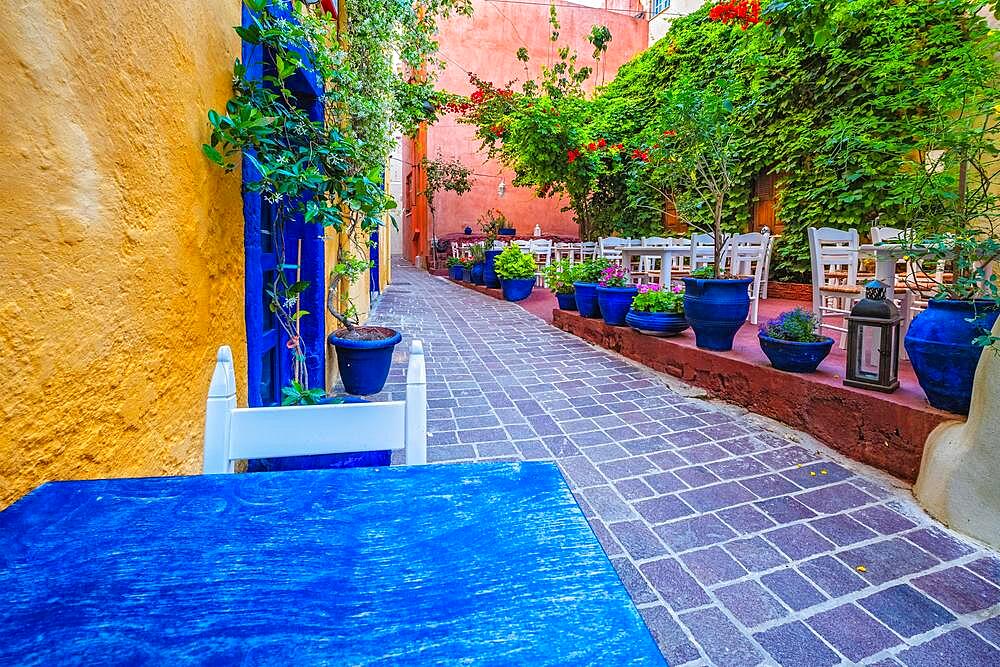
[
  {"xmin": 758, "ymin": 308, "xmax": 835, "ymax": 373},
  {"xmin": 460, "ymin": 257, "xmax": 474, "ymax": 282},
  {"xmin": 494, "ymin": 245, "xmax": 537, "ymax": 301},
  {"xmin": 446, "ymin": 256, "xmax": 464, "ymax": 280},
  {"xmin": 596, "ymin": 264, "xmax": 638, "ymax": 327},
  {"xmin": 326, "ymin": 264, "xmax": 402, "ymax": 396},
  {"xmin": 543, "ymin": 259, "xmax": 580, "ymax": 310},
  {"xmin": 572, "ymin": 258, "xmax": 611, "ymax": 318},
  {"xmin": 470, "ymin": 243, "xmax": 486, "ymax": 285},
  {"xmin": 902, "ymin": 233, "xmax": 1000, "ymax": 413},
  {"xmin": 479, "ymin": 208, "xmax": 507, "ymax": 288},
  {"xmin": 889, "ymin": 95, "xmax": 1000, "ymax": 414},
  {"xmin": 648, "ymin": 80, "xmax": 753, "ymax": 351},
  {"xmin": 626, "ymin": 283, "xmax": 689, "ymax": 336}
]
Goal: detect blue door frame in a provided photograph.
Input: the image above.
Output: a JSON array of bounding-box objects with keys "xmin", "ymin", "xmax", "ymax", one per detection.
[{"xmin": 241, "ymin": 2, "xmax": 326, "ymax": 407}]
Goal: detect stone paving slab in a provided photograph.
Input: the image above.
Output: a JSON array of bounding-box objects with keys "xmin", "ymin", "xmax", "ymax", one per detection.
[{"xmin": 360, "ymin": 261, "xmax": 1000, "ymax": 666}]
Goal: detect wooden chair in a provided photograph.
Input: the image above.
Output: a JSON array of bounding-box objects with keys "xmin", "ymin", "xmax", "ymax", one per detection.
[
  {"xmin": 598, "ymin": 237, "xmax": 630, "ymax": 261},
  {"xmin": 203, "ymin": 341, "xmax": 427, "ymax": 474},
  {"xmin": 728, "ymin": 232, "xmax": 771, "ymax": 325},
  {"xmin": 808, "ymin": 227, "xmax": 865, "ymax": 342},
  {"xmin": 529, "ymin": 238, "xmax": 553, "ymax": 286}
]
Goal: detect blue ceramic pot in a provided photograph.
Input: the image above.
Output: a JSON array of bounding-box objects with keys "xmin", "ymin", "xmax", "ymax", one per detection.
[
  {"xmin": 464, "ymin": 226, "xmax": 473, "ymax": 235},
  {"xmin": 499, "ymin": 227, "xmax": 516, "ymax": 236},
  {"xmin": 328, "ymin": 326, "xmax": 402, "ymax": 396},
  {"xmin": 904, "ymin": 299, "xmax": 1000, "ymax": 414},
  {"xmin": 556, "ymin": 292, "xmax": 578, "ymax": 311},
  {"xmin": 484, "ymin": 249, "xmax": 502, "ymax": 288},
  {"xmin": 759, "ymin": 334, "xmax": 834, "ymax": 373},
  {"xmin": 597, "ymin": 286, "xmax": 639, "ymax": 327},
  {"xmin": 247, "ymin": 397, "xmax": 391, "ymax": 472},
  {"xmin": 626, "ymin": 309, "xmax": 689, "ymax": 337},
  {"xmin": 461, "ymin": 267, "xmax": 472, "ymax": 282},
  {"xmin": 449, "ymin": 265, "xmax": 463, "ymax": 280},
  {"xmin": 573, "ymin": 282, "xmax": 601, "ymax": 318},
  {"xmin": 682, "ymin": 277, "xmax": 753, "ymax": 351},
  {"xmin": 501, "ymin": 278, "xmax": 535, "ymax": 302},
  {"xmin": 471, "ymin": 262, "xmax": 485, "ymax": 285}
]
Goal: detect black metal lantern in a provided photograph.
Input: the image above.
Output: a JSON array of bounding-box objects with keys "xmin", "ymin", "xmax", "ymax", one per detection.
[{"xmin": 844, "ymin": 280, "xmax": 901, "ymax": 392}]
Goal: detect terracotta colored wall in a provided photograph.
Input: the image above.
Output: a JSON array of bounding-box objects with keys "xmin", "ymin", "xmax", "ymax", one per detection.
[
  {"xmin": 0, "ymin": 1, "xmax": 246, "ymax": 507},
  {"xmin": 404, "ymin": 0, "xmax": 648, "ymax": 256}
]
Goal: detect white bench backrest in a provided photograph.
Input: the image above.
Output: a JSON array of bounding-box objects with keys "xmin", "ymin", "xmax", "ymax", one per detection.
[{"xmin": 203, "ymin": 340, "xmax": 426, "ymax": 473}]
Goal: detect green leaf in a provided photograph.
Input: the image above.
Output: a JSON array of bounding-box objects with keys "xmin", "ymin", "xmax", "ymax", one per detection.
[{"xmin": 202, "ymin": 144, "xmax": 224, "ymax": 165}]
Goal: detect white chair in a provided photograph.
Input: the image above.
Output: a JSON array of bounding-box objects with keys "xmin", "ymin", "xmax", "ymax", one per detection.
[
  {"xmin": 553, "ymin": 242, "xmax": 579, "ymax": 264},
  {"xmin": 529, "ymin": 238, "xmax": 553, "ymax": 286},
  {"xmin": 808, "ymin": 227, "xmax": 869, "ymax": 344},
  {"xmin": 760, "ymin": 234, "xmax": 779, "ymax": 299},
  {"xmin": 639, "ymin": 236, "xmax": 670, "ymax": 277},
  {"xmin": 203, "ymin": 342, "xmax": 427, "ymax": 474},
  {"xmin": 728, "ymin": 232, "xmax": 771, "ymax": 325},
  {"xmin": 513, "ymin": 239, "xmax": 532, "ymax": 254},
  {"xmin": 599, "ymin": 237, "xmax": 630, "ymax": 261},
  {"xmin": 580, "ymin": 241, "xmax": 598, "ymax": 261},
  {"xmin": 689, "ymin": 233, "xmax": 730, "ymax": 274}
]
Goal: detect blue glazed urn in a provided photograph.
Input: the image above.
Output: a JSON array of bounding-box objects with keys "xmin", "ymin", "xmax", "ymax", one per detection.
[
  {"xmin": 327, "ymin": 326, "xmax": 402, "ymax": 396},
  {"xmin": 556, "ymin": 292, "xmax": 578, "ymax": 311},
  {"xmin": 904, "ymin": 299, "xmax": 999, "ymax": 414},
  {"xmin": 573, "ymin": 282, "xmax": 601, "ymax": 319},
  {"xmin": 501, "ymin": 278, "xmax": 535, "ymax": 302},
  {"xmin": 682, "ymin": 277, "xmax": 753, "ymax": 351},
  {"xmin": 597, "ymin": 286, "xmax": 639, "ymax": 327}
]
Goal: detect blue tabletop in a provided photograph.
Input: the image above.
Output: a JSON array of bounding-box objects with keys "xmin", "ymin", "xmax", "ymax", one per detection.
[{"xmin": 0, "ymin": 462, "xmax": 665, "ymax": 666}]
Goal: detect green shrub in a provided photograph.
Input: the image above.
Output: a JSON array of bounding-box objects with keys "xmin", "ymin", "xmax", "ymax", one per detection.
[
  {"xmin": 542, "ymin": 259, "xmax": 580, "ymax": 294},
  {"xmin": 575, "ymin": 258, "xmax": 611, "ymax": 283},
  {"xmin": 494, "ymin": 245, "xmax": 537, "ymax": 280}
]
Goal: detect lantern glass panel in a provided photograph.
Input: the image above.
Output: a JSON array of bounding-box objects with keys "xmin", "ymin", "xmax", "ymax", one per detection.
[{"xmin": 853, "ymin": 323, "xmax": 884, "ymax": 380}]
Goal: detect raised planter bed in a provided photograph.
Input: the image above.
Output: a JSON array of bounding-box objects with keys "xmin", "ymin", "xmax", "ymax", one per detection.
[{"xmin": 553, "ymin": 309, "xmax": 955, "ymax": 482}]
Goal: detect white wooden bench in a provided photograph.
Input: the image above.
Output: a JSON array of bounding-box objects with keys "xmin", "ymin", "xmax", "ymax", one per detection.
[{"xmin": 203, "ymin": 341, "xmax": 427, "ymax": 473}]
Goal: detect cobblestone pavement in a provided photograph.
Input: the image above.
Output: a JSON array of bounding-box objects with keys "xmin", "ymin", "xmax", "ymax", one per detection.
[{"xmin": 365, "ymin": 260, "xmax": 1000, "ymax": 667}]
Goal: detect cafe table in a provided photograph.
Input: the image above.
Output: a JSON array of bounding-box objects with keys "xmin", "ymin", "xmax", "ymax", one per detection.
[
  {"xmin": 618, "ymin": 246, "xmax": 692, "ymax": 285},
  {"xmin": 0, "ymin": 461, "xmax": 665, "ymax": 666}
]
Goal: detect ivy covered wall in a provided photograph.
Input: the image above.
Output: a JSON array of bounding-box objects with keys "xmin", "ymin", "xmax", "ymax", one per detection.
[{"xmin": 587, "ymin": 0, "xmax": 999, "ymax": 279}]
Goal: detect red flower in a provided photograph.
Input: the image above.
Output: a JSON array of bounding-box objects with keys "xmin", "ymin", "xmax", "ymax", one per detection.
[
  {"xmin": 631, "ymin": 148, "xmax": 649, "ymax": 162},
  {"xmin": 662, "ymin": 130, "xmax": 677, "ymax": 137},
  {"xmin": 470, "ymin": 89, "xmax": 485, "ymax": 104},
  {"xmin": 491, "ymin": 125, "xmax": 505, "ymax": 137},
  {"xmin": 587, "ymin": 142, "xmax": 597, "ymax": 151},
  {"xmin": 615, "ymin": 143, "xmax": 624, "ymax": 150},
  {"xmin": 597, "ymin": 138, "xmax": 607, "ymax": 148},
  {"xmin": 567, "ymin": 149, "xmax": 580, "ymax": 163}
]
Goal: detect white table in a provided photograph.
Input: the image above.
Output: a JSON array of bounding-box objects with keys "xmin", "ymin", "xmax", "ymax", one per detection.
[{"xmin": 619, "ymin": 246, "xmax": 692, "ymax": 285}]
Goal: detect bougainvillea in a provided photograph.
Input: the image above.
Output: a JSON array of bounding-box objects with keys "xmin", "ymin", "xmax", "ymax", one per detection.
[{"xmin": 708, "ymin": 0, "xmax": 760, "ymax": 29}]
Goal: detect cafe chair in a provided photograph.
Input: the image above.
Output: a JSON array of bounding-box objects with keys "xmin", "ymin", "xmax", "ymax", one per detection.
[{"xmin": 202, "ymin": 340, "xmax": 427, "ymax": 474}]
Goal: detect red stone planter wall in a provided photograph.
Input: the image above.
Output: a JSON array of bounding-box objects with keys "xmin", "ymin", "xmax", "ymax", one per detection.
[{"xmin": 553, "ymin": 310, "xmax": 954, "ymax": 482}]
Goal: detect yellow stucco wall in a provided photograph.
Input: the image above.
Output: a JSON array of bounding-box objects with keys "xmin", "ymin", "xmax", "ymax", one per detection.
[{"xmin": 0, "ymin": 1, "xmax": 247, "ymax": 507}]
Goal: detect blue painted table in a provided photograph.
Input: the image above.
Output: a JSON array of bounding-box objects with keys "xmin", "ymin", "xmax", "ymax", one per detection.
[{"xmin": 0, "ymin": 462, "xmax": 665, "ymax": 665}]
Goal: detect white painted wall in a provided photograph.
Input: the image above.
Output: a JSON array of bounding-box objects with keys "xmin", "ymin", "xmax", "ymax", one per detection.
[{"xmin": 647, "ymin": 0, "xmax": 705, "ymax": 45}]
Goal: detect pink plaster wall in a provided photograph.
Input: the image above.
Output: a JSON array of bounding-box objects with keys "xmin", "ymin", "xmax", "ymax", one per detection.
[{"xmin": 416, "ymin": 0, "xmax": 648, "ymax": 241}]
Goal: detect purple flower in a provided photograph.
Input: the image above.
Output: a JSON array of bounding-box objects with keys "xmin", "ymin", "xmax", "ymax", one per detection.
[{"xmin": 598, "ymin": 263, "xmax": 630, "ymax": 287}]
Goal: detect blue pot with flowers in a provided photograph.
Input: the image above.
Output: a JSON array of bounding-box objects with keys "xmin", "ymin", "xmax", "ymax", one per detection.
[
  {"xmin": 494, "ymin": 244, "xmax": 537, "ymax": 302},
  {"xmin": 573, "ymin": 258, "xmax": 611, "ymax": 318},
  {"xmin": 596, "ymin": 264, "xmax": 637, "ymax": 326},
  {"xmin": 544, "ymin": 259, "xmax": 579, "ymax": 311},
  {"xmin": 758, "ymin": 308, "xmax": 835, "ymax": 373},
  {"xmin": 626, "ymin": 283, "xmax": 689, "ymax": 336},
  {"xmin": 683, "ymin": 266, "xmax": 753, "ymax": 351},
  {"xmin": 447, "ymin": 257, "xmax": 463, "ymax": 280}
]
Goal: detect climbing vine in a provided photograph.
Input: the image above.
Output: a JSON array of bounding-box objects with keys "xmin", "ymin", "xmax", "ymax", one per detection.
[{"xmin": 203, "ymin": 0, "xmax": 470, "ymax": 394}]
